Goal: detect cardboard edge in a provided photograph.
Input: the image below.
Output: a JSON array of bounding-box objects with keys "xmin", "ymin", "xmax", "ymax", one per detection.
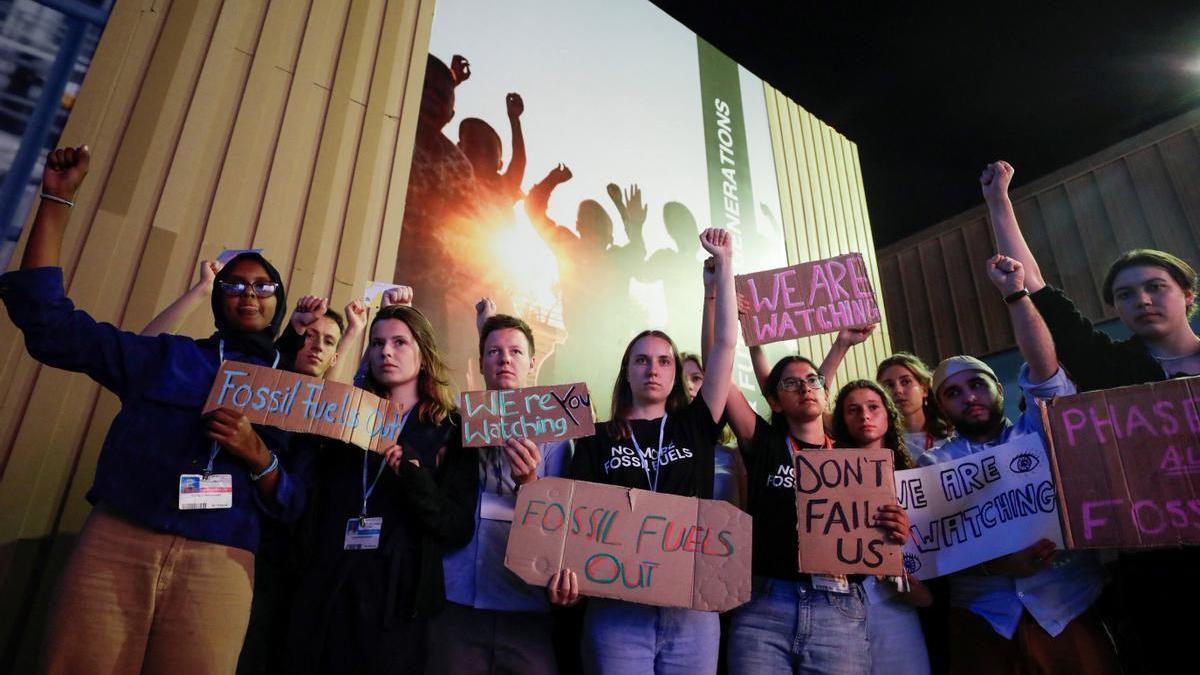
[{"xmin": 1040, "ymin": 399, "xmax": 1078, "ymax": 549}]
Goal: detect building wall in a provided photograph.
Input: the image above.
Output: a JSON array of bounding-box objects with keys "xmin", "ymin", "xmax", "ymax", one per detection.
[
  {"xmin": 764, "ymin": 84, "xmax": 893, "ymax": 385},
  {"xmin": 878, "ymin": 107, "xmax": 1200, "ymax": 366},
  {"xmin": 0, "ymin": 2, "xmax": 887, "ymax": 670},
  {"xmin": 0, "ymin": 0, "xmax": 435, "ymax": 669}
]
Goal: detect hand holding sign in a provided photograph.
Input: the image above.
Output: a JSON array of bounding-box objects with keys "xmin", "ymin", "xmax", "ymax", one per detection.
[
  {"xmin": 383, "ymin": 443, "xmax": 420, "ymax": 474},
  {"xmin": 547, "ymin": 569, "xmax": 581, "ymax": 607},
  {"xmin": 205, "ymin": 407, "xmax": 270, "ymax": 470},
  {"xmin": 875, "ymin": 503, "xmax": 910, "ymax": 545},
  {"xmin": 794, "ymin": 448, "xmax": 903, "ymax": 576},
  {"xmin": 504, "ymin": 437, "xmax": 542, "ymax": 485}
]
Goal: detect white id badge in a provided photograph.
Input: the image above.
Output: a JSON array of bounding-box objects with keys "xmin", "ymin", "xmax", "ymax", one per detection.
[
  {"xmin": 812, "ymin": 574, "xmax": 851, "ymax": 594},
  {"xmin": 479, "ymin": 492, "xmax": 516, "ymax": 522},
  {"xmin": 178, "ymin": 474, "xmax": 233, "ymax": 510},
  {"xmin": 344, "ymin": 517, "xmax": 383, "ymax": 550}
]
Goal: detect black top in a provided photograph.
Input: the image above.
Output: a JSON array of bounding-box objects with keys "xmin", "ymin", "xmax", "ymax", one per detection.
[
  {"xmin": 1030, "ymin": 286, "xmax": 1167, "ymax": 389},
  {"xmin": 743, "ymin": 414, "xmax": 827, "ymax": 581},
  {"xmin": 287, "ymin": 412, "xmax": 478, "ymax": 674},
  {"xmin": 569, "ymin": 392, "xmax": 718, "ymax": 498}
]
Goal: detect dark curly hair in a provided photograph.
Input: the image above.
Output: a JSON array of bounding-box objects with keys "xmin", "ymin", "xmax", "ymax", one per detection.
[{"xmin": 832, "ymin": 379, "xmax": 913, "ymax": 470}]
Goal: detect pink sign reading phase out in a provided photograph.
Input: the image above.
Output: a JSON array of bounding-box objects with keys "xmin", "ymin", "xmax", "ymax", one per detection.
[{"xmin": 1042, "ymin": 376, "xmax": 1200, "ymax": 549}]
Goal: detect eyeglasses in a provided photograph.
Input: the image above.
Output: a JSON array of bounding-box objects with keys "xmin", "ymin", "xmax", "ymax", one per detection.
[
  {"xmin": 217, "ymin": 280, "xmax": 279, "ymax": 298},
  {"xmin": 778, "ymin": 374, "xmax": 826, "ymax": 392}
]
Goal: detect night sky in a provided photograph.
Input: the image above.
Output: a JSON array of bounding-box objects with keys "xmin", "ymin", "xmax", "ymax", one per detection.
[{"xmin": 651, "ymin": 0, "xmax": 1200, "ymax": 247}]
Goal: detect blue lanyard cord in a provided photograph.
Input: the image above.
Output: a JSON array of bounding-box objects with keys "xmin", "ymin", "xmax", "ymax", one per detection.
[
  {"xmin": 629, "ymin": 414, "xmax": 668, "ymax": 493},
  {"xmin": 204, "ymin": 340, "xmax": 281, "ymax": 477},
  {"xmin": 361, "ymin": 410, "xmax": 412, "ymax": 517}
]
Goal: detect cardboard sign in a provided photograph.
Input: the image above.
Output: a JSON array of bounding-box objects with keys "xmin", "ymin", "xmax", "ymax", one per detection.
[
  {"xmin": 1042, "ymin": 376, "xmax": 1200, "ymax": 549},
  {"xmin": 505, "ymin": 478, "xmax": 752, "ymax": 611},
  {"xmin": 203, "ymin": 361, "xmax": 407, "ymax": 452},
  {"xmin": 794, "ymin": 449, "xmax": 902, "ymax": 575},
  {"xmin": 460, "ymin": 383, "xmax": 594, "ymax": 447},
  {"xmin": 736, "ymin": 253, "xmax": 881, "ymax": 346},
  {"xmin": 895, "ymin": 437, "xmax": 1064, "ymax": 580}
]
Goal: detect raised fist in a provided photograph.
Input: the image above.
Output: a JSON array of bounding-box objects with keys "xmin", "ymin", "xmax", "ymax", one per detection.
[{"xmin": 43, "ymin": 145, "xmax": 91, "ymax": 200}]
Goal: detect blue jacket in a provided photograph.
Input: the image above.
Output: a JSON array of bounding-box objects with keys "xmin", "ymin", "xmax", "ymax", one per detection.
[{"xmin": 0, "ymin": 267, "xmax": 311, "ymax": 553}]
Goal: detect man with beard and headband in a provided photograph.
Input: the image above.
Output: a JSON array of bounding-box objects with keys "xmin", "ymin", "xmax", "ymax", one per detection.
[
  {"xmin": 917, "ymin": 254, "xmax": 1119, "ymax": 675},
  {"xmin": 426, "ymin": 299, "xmax": 570, "ymax": 675}
]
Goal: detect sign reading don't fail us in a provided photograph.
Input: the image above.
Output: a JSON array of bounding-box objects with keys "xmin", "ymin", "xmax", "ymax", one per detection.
[{"xmin": 794, "ymin": 448, "xmax": 902, "ymax": 576}]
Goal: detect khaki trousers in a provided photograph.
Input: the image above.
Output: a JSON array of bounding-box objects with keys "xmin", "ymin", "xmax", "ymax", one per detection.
[{"xmin": 43, "ymin": 507, "xmax": 255, "ymax": 675}]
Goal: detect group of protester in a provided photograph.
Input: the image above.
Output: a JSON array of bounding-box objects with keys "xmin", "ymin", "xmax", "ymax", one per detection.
[{"xmin": 4, "ymin": 143, "xmax": 1195, "ymax": 675}]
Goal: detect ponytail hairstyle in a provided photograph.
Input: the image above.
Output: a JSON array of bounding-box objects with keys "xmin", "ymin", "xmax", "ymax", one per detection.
[{"xmin": 362, "ymin": 305, "xmax": 456, "ymax": 425}]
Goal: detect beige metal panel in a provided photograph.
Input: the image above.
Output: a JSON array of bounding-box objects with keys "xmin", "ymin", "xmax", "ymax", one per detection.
[
  {"xmin": 1, "ymin": 0, "xmax": 225, "ymax": 545},
  {"xmin": 333, "ymin": 0, "xmax": 426, "ymax": 308},
  {"xmin": 290, "ymin": 0, "xmax": 383, "ymax": 300},
  {"xmin": 0, "ymin": 1, "xmax": 171, "ymax": 469},
  {"xmin": 1095, "ymin": 159, "xmax": 1154, "ymax": 259},
  {"xmin": 253, "ymin": 0, "xmax": 352, "ymax": 284},
  {"xmin": 0, "ymin": 0, "xmax": 436, "ymax": 667},
  {"xmin": 1157, "ymin": 130, "xmax": 1200, "ymax": 244},
  {"xmin": 878, "ymin": 107, "xmax": 1200, "ymax": 360},
  {"xmin": 762, "ymin": 83, "xmax": 892, "ymax": 386},
  {"xmin": 130, "ymin": 0, "xmax": 270, "ymax": 333},
  {"xmin": 1126, "ymin": 146, "xmax": 1199, "ymax": 263}
]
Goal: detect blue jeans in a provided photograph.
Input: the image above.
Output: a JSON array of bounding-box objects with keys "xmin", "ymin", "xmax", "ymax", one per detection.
[
  {"xmin": 864, "ymin": 580, "xmax": 929, "ymax": 675},
  {"xmin": 728, "ymin": 576, "xmax": 870, "ymax": 675},
  {"xmin": 582, "ymin": 598, "xmax": 719, "ymax": 675}
]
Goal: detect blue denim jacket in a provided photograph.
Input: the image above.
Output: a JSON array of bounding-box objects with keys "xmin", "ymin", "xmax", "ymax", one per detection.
[
  {"xmin": 918, "ymin": 364, "xmax": 1105, "ymax": 638},
  {"xmin": 0, "ymin": 267, "xmax": 311, "ymax": 553}
]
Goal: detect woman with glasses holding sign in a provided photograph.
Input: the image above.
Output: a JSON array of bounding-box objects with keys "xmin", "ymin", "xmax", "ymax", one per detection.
[
  {"xmin": 831, "ymin": 380, "xmax": 930, "ymax": 675},
  {"xmin": 285, "ymin": 303, "xmax": 478, "ymax": 675},
  {"xmin": 561, "ymin": 228, "xmax": 737, "ymax": 675},
  {"xmin": 1, "ymin": 146, "xmax": 308, "ymax": 674},
  {"xmin": 719, "ymin": 349, "xmax": 909, "ymax": 671}
]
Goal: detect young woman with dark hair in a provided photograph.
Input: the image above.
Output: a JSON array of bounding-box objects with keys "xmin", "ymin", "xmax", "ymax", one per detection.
[
  {"xmin": 3, "ymin": 146, "xmax": 309, "ymax": 674},
  {"xmin": 561, "ymin": 228, "xmax": 737, "ymax": 675},
  {"xmin": 286, "ymin": 304, "xmax": 477, "ymax": 675},
  {"xmin": 832, "ymin": 380, "xmax": 931, "ymax": 675}
]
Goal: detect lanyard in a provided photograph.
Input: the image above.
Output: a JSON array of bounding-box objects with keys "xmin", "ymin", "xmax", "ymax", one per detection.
[
  {"xmin": 629, "ymin": 415, "xmax": 668, "ymax": 493},
  {"xmin": 204, "ymin": 340, "xmax": 281, "ymax": 477},
  {"xmin": 786, "ymin": 433, "xmax": 832, "ymax": 455},
  {"xmin": 361, "ymin": 409, "xmax": 411, "ymax": 518}
]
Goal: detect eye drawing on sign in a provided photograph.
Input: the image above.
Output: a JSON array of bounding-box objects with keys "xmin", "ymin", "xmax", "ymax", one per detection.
[
  {"xmin": 1009, "ymin": 452, "xmax": 1040, "ymax": 473},
  {"xmin": 903, "ymin": 552, "xmax": 922, "ymax": 574}
]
